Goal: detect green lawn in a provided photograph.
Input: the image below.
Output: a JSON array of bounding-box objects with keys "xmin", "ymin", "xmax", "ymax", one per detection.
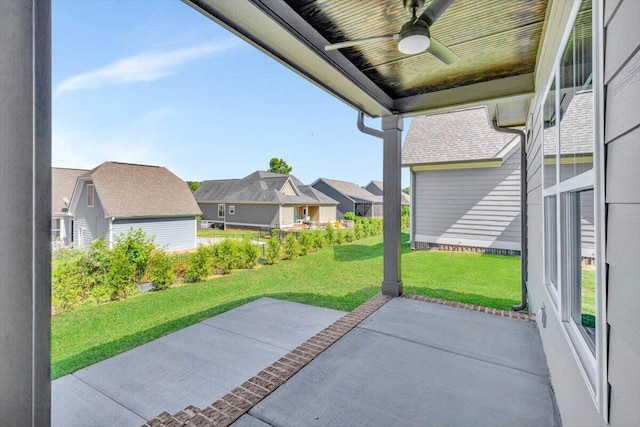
[
  {"xmin": 197, "ymin": 228, "xmax": 261, "ymax": 238},
  {"xmin": 51, "ymin": 233, "xmax": 521, "ymax": 379}
]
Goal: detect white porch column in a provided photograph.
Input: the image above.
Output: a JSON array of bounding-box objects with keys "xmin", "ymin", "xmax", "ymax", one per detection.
[
  {"xmin": 381, "ymin": 115, "xmax": 403, "ymax": 296},
  {"xmin": 0, "ymin": 0, "xmax": 51, "ymax": 425}
]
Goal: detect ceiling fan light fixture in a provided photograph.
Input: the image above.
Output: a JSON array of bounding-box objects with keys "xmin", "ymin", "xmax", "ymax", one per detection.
[{"xmin": 397, "ymin": 22, "xmax": 430, "ymax": 54}]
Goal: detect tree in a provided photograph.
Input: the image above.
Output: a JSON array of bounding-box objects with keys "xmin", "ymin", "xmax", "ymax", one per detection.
[
  {"xmin": 187, "ymin": 181, "xmax": 200, "ymax": 193},
  {"xmin": 268, "ymin": 157, "xmax": 292, "ymax": 175},
  {"xmin": 402, "ymin": 186, "xmax": 410, "ymax": 194}
]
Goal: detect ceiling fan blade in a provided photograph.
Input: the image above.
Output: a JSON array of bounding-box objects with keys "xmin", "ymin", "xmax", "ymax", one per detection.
[
  {"xmin": 325, "ymin": 34, "xmax": 399, "ymax": 51},
  {"xmin": 427, "ymin": 37, "xmax": 460, "ymax": 64},
  {"xmin": 418, "ymin": 0, "xmax": 454, "ymax": 26}
]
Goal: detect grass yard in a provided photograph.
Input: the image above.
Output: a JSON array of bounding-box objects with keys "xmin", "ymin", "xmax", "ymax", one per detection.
[
  {"xmin": 196, "ymin": 227, "xmax": 261, "ymax": 238},
  {"xmin": 51, "ymin": 233, "xmax": 521, "ymax": 379}
]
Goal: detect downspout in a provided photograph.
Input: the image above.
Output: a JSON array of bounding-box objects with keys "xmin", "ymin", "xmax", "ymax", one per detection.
[
  {"xmin": 357, "ymin": 111, "xmax": 383, "ymax": 138},
  {"xmin": 357, "ymin": 111, "xmax": 384, "ymax": 221},
  {"xmin": 491, "ymin": 120, "xmax": 528, "ymax": 312},
  {"xmin": 108, "ymin": 217, "xmax": 114, "ymax": 250}
]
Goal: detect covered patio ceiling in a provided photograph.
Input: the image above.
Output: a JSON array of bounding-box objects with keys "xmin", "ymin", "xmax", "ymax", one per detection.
[{"xmin": 184, "ymin": 0, "xmax": 549, "ymax": 126}]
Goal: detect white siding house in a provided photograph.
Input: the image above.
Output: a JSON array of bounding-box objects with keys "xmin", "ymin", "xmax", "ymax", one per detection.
[
  {"xmin": 403, "ymin": 107, "xmax": 522, "ymax": 254},
  {"xmin": 69, "ymin": 162, "xmax": 202, "ymax": 251},
  {"xmin": 51, "ymin": 167, "xmax": 87, "ymax": 248}
]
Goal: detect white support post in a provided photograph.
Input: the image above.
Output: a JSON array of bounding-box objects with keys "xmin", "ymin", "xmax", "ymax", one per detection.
[
  {"xmin": 0, "ymin": 0, "xmax": 51, "ymax": 424},
  {"xmin": 381, "ymin": 115, "xmax": 403, "ymax": 296}
]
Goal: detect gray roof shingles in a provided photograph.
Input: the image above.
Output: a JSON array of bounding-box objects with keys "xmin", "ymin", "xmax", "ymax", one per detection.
[
  {"xmin": 402, "ymin": 106, "xmax": 517, "ymax": 166},
  {"xmin": 52, "ymin": 167, "xmax": 88, "ymax": 214},
  {"xmin": 194, "ymin": 171, "xmax": 338, "ymax": 205},
  {"xmin": 314, "ymin": 178, "xmax": 383, "ymax": 204},
  {"xmin": 80, "ymin": 162, "xmax": 201, "ymax": 218}
]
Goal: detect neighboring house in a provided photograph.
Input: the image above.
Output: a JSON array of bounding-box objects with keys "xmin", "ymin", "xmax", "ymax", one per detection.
[
  {"xmin": 194, "ymin": 171, "xmax": 337, "ymax": 229},
  {"xmin": 51, "ymin": 167, "xmax": 88, "ymax": 248},
  {"xmin": 311, "ymin": 178, "xmax": 384, "ymax": 218},
  {"xmin": 402, "ymin": 107, "xmax": 522, "ymax": 254},
  {"xmin": 69, "ymin": 162, "xmax": 201, "ymax": 251},
  {"xmin": 365, "ymin": 180, "xmax": 410, "ymax": 206}
]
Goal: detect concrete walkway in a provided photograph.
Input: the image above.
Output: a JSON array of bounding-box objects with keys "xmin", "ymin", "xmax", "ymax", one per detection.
[{"xmin": 51, "ymin": 298, "xmax": 345, "ymax": 427}]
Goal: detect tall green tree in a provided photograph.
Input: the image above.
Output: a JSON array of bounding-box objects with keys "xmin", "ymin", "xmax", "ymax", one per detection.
[
  {"xmin": 187, "ymin": 181, "xmax": 200, "ymax": 193},
  {"xmin": 268, "ymin": 157, "xmax": 292, "ymax": 175}
]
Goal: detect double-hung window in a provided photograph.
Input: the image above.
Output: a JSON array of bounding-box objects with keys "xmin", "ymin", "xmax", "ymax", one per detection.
[{"xmin": 541, "ymin": 0, "xmax": 602, "ymax": 403}]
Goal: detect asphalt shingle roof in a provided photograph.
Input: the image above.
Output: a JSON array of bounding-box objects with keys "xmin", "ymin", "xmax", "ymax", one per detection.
[
  {"xmin": 365, "ymin": 180, "xmax": 410, "ymax": 205},
  {"xmin": 52, "ymin": 167, "xmax": 88, "ymax": 214},
  {"xmin": 79, "ymin": 162, "xmax": 201, "ymax": 218},
  {"xmin": 402, "ymin": 107, "xmax": 517, "ymax": 165},
  {"xmin": 314, "ymin": 178, "xmax": 383, "ymax": 204},
  {"xmin": 194, "ymin": 171, "xmax": 338, "ymax": 205}
]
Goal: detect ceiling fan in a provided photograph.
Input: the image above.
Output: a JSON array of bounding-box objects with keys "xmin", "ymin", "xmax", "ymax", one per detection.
[{"xmin": 324, "ymin": 0, "xmax": 460, "ymax": 65}]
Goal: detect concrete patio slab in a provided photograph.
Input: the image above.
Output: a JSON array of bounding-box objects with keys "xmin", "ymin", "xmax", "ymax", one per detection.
[
  {"xmin": 231, "ymin": 414, "xmax": 272, "ymax": 427},
  {"xmin": 52, "ymin": 298, "xmax": 345, "ymax": 426},
  {"xmin": 246, "ymin": 298, "xmax": 557, "ymax": 427},
  {"xmin": 202, "ymin": 297, "xmax": 345, "ymax": 350},
  {"xmin": 52, "ymin": 376, "xmax": 146, "ymax": 427},
  {"xmin": 360, "ymin": 297, "xmax": 549, "ymax": 375}
]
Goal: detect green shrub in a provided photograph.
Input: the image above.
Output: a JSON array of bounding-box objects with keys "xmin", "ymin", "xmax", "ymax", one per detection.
[
  {"xmin": 344, "ymin": 228, "xmax": 355, "ymax": 243},
  {"xmin": 113, "ymin": 228, "xmax": 155, "ymax": 283},
  {"xmin": 343, "ymin": 211, "xmax": 355, "ymax": 220},
  {"xmin": 333, "ymin": 229, "xmax": 345, "ymax": 245},
  {"xmin": 401, "ymin": 205, "xmax": 410, "ymax": 229},
  {"xmin": 242, "ymin": 235, "xmax": 260, "ymax": 269},
  {"xmin": 147, "ymin": 251, "xmax": 175, "ymax": 290},
  {"xmin": 353, "ymin": 222, "xmax": 363, "ymax": 240},
  {"xmin": 325, "ymin": 222, "xmax": 335, "ymax": 245},
  {"xmin": 52, "ymin": 248, "xmax": 86, "ymax": 313},
  {"xmin": 106, "ymin": 245, "xmax": 137, "ymax": 300},
  {"xmin": 361, "ymin": 219, "xmax": 372, "ymax": 237},
  {"xmin": 312, "ymin": 230, "xmax": 326, "ymax": 249},
  {"xmin": 298, "ymin": 231, "xmax": 315, "ymax": 256},
  {"xmin": 172, "ymin": 260, "xmax": 188, "ymax": 281},
  {"xmin": 184, "ymin": 245, "xmax": 214, "ymax": 282},
  {"xmin": 283, "ymin": 233, "xmax": 300, "ymax": 260},
  {"xmin": 266, "ymin": 235, "xmax": 281, "ymax": 265},
  {"xmin": 213, "ymin": 239, "xmax": 244, "ymax": 274}
]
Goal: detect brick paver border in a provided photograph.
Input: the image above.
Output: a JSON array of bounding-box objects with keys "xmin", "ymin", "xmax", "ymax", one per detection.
[
  {"xmin": 402, "ymin": 293, "xmax": 536, "ymax": 322},
  {"xmin": 143, "ymin": 293, "xmax": 392, "ymax": 427}
]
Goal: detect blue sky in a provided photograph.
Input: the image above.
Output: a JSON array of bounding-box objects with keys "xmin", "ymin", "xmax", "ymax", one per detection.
[{"xmin": 52, "ymin": 0, "xmax": 410, "ymax": 187}]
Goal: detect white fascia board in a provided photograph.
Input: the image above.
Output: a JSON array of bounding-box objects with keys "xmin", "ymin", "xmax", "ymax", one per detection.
[
  {"xmin": 396, "ymin": 74, "xmax": 535, "ymax": 121},
  {"xmin": 185, "ymin": 0, "xmax": 393, "ymax": 117},
  {"xmin": 68, "ymin": 176, "xmax": 90, "ymax": 217}
]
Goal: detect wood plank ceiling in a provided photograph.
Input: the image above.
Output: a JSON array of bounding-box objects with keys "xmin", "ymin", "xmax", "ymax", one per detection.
[
  {"xmin": 284, "ymin": 0, "xmax": 548, "ymax": 99},
  {"xmin": 186, "ymin": 0, "xmax": 549, "ymax": 123}
]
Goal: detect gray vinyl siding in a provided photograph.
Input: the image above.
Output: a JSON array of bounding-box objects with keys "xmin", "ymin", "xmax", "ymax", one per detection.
[
  {"xmin": 199, "ymin": 202, "xmax": 280, "ymax": 228},
  {"xmin": 603, "ymin": 1, "xmax": 640, "ymax": 424},
  {"xmin": 412, "ymin": 147, "xmax": 521, "ymax": 251},
  {"xmin": 227, "ymin": 204, "xmax": 279, "ymax": 228},
  {"xmin": 525, "ymin": 2, "xmax": 640, "ymax": 425},
  {"xmin": 73, "ymin": 181, "xmax": 109, "ymax": 247},
  {"xmin": 112, "ymin": 217, "xmax": 196, "ymax": 251},
  {"xmin": 198, "ymin": 202, "xmax": 222, "ymax": 221},
  {"xmin": 312, "ymin": 181, "xmax": 354, "ymax": 218}
]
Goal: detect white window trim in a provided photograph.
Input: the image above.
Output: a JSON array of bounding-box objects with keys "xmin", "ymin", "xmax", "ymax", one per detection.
[
  {"xmin": 87, "ymin": 183, "xmax": 94, "ymax": 207},
  {"xmin": 218, "ymin": 203, "xmax": 225, "ymax": 218},
  {"xmin": 229, "ymin": 205, "xmax": 235, "ymax": 215},
  {"xmin": 539, "ymin": 0, "xmax": 607, "ymax": 418}
]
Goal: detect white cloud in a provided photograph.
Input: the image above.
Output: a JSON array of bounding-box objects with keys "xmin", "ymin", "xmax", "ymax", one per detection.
[{"xmin": 54, "ymin": 39, "xmax": 241, "ymax": 97}]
